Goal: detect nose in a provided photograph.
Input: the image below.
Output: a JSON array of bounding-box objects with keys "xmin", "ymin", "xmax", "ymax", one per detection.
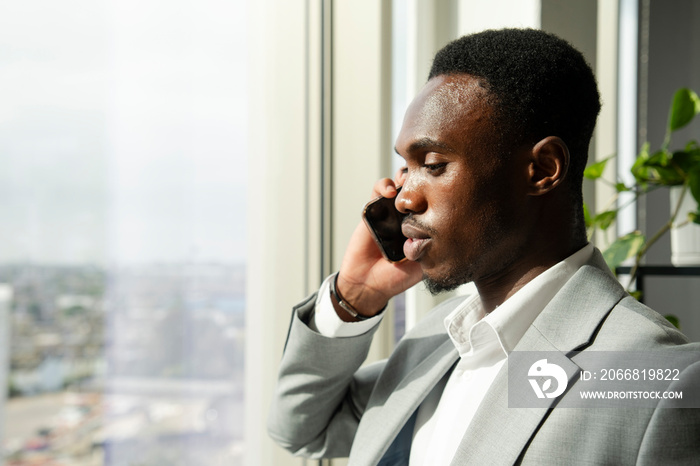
[{"xmin": 395, "ymin": 182, "xmax": 427, "ymax": 215}]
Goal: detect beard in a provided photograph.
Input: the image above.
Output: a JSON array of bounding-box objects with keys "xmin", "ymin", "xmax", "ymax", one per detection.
[
  {"xmin": 424, "ymin": 277, "xmax": 461, "ymax": 295},
  {"xmin": 421, "ymin": 232, "xmax": 523, "ymax": 296},
  {"xmin": 422, "ymin": 269, "xmax": 473, "ymax": 295}
]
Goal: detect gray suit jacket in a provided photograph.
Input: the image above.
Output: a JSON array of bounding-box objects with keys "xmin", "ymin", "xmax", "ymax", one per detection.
[{"xmin": 268, "ymin": 250, "xmax": 700, "ymax": 465}]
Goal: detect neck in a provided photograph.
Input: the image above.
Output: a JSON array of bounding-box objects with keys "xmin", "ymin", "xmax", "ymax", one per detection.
[{"xmin": 475, "ymin": 238, "xmax": 587, "ymax": 313}]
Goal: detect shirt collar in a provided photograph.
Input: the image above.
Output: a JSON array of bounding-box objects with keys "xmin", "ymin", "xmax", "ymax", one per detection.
[{"xmin": 444, "ymin": 243, "xmax": 594, "ymax": 359}]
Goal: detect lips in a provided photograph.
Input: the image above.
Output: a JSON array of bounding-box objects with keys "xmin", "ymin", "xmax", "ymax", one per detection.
[{"xmin": 402, "ymin": 223, "xmax": 432, "ymax": 262}]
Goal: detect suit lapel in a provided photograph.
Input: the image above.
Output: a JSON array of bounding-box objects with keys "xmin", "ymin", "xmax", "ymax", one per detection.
[
  {"xmin": 450, "ymin": 339, "xmax": 580, "ymax": 464},
  {"xmin": 350, "ymin": 337, "xmax": 459, "ymax": 465},
  {"xmin": 451, "ymin": 251, "xmax": 627, "ymax": 464}
]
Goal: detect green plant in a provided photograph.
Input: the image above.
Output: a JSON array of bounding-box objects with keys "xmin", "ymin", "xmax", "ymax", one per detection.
[{"xmin": 585, "ymin": 88, "xmax": 700, "ymax": 287}]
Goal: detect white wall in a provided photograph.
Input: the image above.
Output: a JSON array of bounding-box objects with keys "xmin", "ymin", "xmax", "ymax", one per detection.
[
  {"xmin": 246, "ymin": 0, "xmax": 309, "ymax": 464},
  {"xmin": 246, "ymin": 0, "xmax": 395, "ymax": 464}
]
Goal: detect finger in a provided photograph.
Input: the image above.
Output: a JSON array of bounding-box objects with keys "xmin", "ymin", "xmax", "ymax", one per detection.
[
  {"xmin": 394, "ymin": 166, "xmax": 407, "ymax": 187},
  {"xmin": 371, "ymin": 178, "xmax": 398, "ymax": 198}
]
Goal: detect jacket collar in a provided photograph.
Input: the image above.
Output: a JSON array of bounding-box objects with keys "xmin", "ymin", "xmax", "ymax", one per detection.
[
  {"xmin": 451, "ymin": 249, "xmax": 626, "ymax": 464},
  {"xmin": 351, "ymin": 249, "xmax": 625, "ymax": 465}
]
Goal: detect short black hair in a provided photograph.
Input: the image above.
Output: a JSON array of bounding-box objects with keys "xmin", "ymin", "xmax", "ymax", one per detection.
[{"xmin": 429, "ymin": 28, "xmax": 601, "ymax": 199}]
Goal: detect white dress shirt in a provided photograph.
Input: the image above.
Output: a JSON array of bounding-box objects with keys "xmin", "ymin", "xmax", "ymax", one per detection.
[{"xmin": 310, "ymin": 243, "xmax": 594, "ymax": 464}]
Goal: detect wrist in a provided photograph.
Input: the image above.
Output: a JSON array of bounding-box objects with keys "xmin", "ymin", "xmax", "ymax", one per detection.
[{"xmin": 331, "ymin": 272, "xmax": 387, "ymax": 322}]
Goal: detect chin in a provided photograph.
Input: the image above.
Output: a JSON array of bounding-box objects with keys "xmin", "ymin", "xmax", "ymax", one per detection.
[{"xmin": 422, "ymin": 268, "xmax": 472, "ymax": 296}]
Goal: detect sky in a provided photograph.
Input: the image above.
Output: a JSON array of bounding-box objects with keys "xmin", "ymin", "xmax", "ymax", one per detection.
[{"xmin": 0, "ymin": 0, "xmax": 248, "ymax": 265}]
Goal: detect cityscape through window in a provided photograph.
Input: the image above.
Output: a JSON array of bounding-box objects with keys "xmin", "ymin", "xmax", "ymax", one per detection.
[{"xmin": 1, "ymin": 1, "xmax": 248, "ymax": 464}]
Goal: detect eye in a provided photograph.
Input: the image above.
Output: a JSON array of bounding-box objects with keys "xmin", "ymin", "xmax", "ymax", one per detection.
[{"xmin": 424, "ymin": 162, "xmax": 447, "ymax": 174}]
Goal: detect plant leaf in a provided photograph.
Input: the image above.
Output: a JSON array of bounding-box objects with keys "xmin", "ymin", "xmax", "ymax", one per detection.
[
  {"xmin": 689, "ymin": 169, "xmax": 700, "ymax": 207},
  {"xmin": 615, "ymin": 182, "xmax": 631, "ymax": 192},
  {"xmin": 583, "ymin": 203, "xmax": 593, "ymax": 228},
  {"xmin": 584, "ymin": 156, "xmax": 614, "ymax": 180},
  {"xmin": 685, "ymin": 140, "xmax": 700, "ymax": 152},
  {"xmin": 632, "ymin": 149, "xmax": 684, "ymax": 186},
  {"xmin": 593, "ymin": 210, "xmax": 617, "ymax": 231},
  {"xmin": 652, "ymin": 167, "xmax": 685, "ymax": 186},
  {"xmin": 631, "ymin": 143, "xmax": 651, "ymax": 185},
  {"xmin": 665, "ymin": 314, "xmax": 680, "ymax": 329},
  {"xmin": 668, "ymin": 88, "xmax": 700, "ymax": 132},
  {"xmin": 603, "ymin": 231, "xmax": 645, "ymax": 271},
  {"xmin": 615, "ymin": 183, "xmax": 632, "ymax": 193},
  {"xmin": 670, "ymin": 150, "xmax": 698, "ymax": 175},
  {"xmin": 690, "ymin": 211, "xmax": 700, "ymax": 225}
]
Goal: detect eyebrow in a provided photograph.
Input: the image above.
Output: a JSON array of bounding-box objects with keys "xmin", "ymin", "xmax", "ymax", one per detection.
[{"xmin": 394, "ymin": 137, "xmax": 455, "ymax": 157}]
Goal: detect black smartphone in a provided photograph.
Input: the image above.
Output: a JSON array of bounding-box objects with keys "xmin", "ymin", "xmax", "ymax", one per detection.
[{"xmin": 362, "ymin": 187, "xmax": 408, "ymax": 262}]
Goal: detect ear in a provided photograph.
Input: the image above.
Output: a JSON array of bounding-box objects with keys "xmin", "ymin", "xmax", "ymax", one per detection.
[{"xmin": 526, "ymin": 136, "xmax": 570, "ymax": 196}]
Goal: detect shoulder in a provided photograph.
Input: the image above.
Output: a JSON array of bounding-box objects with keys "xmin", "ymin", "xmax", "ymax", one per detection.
[{"xmin": 592, "ymin": 295, "xmax": 692, "ymax": 351}]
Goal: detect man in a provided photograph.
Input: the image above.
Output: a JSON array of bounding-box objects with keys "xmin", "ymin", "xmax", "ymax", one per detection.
[{"xmin": 268, "ymin": 28, "xmax": 700, "ymax": 465}]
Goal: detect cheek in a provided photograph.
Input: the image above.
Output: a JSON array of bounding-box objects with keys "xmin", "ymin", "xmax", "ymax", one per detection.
[{"xmin": 456, "ymin": 189, "xmax": 508, "ymax": 240}]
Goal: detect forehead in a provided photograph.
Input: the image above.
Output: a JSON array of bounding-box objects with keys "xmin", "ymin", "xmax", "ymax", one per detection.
[{"xmin": 396, "ymin": 74, "xmax": 495, "ymax": 155}]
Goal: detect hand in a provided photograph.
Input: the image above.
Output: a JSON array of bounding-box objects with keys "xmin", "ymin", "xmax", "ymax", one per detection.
[{"xmin": 335, "ymin": 173, "xmax": 422, "ymax": 319}]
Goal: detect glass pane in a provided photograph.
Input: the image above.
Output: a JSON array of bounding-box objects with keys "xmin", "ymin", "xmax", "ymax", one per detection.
[
  {"xmin": 0, "ymin": 1, "xmax": 248, "ymax": 464},
  {"xmin": 391, "ymin": 0, "xmax": 410, "ymax": 343}
]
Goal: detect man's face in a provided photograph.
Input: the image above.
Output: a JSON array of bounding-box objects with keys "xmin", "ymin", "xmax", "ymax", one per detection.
[{"xmin": 395, "ymin": 74, "xmax": 532, "ymax": 293}]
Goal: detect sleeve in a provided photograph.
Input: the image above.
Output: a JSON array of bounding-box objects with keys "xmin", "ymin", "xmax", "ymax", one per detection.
[
  {"xmin": 267, "ymin": 292, "xmax": 387, "ymax": 459},
  {"xmin": 636, "ymin": 359, "xmax": 700, "ymax": 465},
  {"xmin": 310, "ymin": 274, "xmax": 384, "ymax": 337}
]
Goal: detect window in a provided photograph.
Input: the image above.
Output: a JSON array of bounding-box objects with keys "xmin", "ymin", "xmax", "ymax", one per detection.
[
  {"xmin": 1, "ymin": 2, "xmax": 627, "ymax": 465},
  {"xmin": 1, "ymin": 1, "xmax": 248, "ymax": 464}
]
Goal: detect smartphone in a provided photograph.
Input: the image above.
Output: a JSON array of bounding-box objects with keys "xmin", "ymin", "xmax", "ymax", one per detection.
[{"xmin": 362, "ymin": 187, "xmax": 408, "ymax": 262}]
